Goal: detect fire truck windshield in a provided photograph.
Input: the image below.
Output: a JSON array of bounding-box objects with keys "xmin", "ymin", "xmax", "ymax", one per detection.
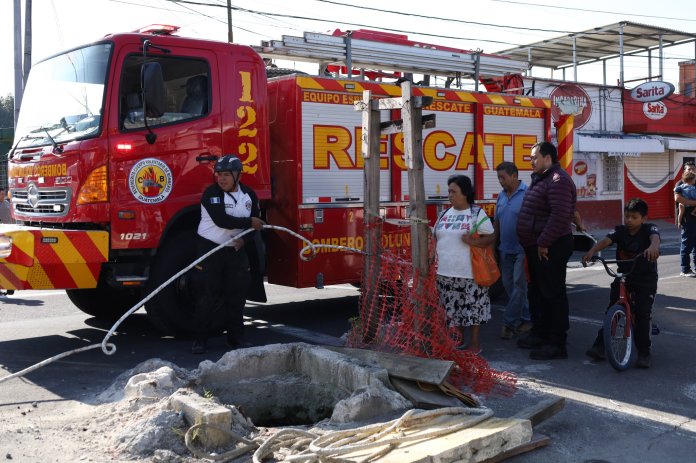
[{"xmin": 14, "ymin": 43, "xmax": 112, "ymax": 150}]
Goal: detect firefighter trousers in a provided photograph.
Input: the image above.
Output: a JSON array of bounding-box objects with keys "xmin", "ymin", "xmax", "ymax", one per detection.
[{"xmin": 193, "ymin": 238, "xmax": 251, "ymax": 341}]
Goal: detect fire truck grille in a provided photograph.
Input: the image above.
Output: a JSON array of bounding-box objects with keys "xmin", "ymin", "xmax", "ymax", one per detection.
[{"xmin": 11, "ymin": 188, "xmax": 72, "ymax": 217}]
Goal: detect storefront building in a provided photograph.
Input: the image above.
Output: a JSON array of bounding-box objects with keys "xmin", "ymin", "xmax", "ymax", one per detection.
[
  {"xmin": 497, "ymin": 21, "xmax": 696, "ymax": 230},
  {"xmin": 523, "ymin": 78, "xmax": 628, "ymax": 230}
]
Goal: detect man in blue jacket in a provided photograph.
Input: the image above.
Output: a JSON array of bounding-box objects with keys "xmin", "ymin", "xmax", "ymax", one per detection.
[
  {"xmin": 516, "ymin": 141, "xmax": 577, "ymax": 360},
  {"xmin": 494, "ymin": 162, "xmax": 532, "ymax": 340}
]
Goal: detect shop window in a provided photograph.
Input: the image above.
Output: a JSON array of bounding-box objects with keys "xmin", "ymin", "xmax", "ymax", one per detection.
[{"xmin": 603, "ymin": 155, "xmax": 622, "ymax": 192}]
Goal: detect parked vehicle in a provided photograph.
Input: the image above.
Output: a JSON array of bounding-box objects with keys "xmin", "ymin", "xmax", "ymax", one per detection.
[{"xmin": 0, "ymin": 25, "xmax": 563, "ymax": 335}]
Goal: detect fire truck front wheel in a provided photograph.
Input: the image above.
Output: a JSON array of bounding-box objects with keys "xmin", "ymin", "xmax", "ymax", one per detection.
[
  {"xmin": 66, "ymin": 286, "xmax": 143, "ymax": 321},
  {"xmin": 145, "ymin": 231, "xmax": 221, "ymax": 337}
]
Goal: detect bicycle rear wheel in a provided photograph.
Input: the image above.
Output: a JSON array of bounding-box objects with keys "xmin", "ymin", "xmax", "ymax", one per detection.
[{"xmin": 603, "ymin": 304, "xmax": 637, "ymax": 371}]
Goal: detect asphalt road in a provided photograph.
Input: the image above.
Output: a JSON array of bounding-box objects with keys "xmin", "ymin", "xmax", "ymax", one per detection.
[{"xmin": 1, "ymin": 226, "xmax": 695, "ymax": 462}]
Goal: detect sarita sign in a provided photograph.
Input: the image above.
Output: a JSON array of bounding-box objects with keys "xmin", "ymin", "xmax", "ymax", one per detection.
[{"xmin": 630, "ymin": 81, "xmax": 675, "ymax": 103}]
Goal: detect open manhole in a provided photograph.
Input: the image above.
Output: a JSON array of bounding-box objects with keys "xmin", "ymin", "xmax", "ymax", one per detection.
[
  {"xmin": 211, "ymin": 372, "xmax": 341, "ymax": 426},
  {"xmin": 195, "ymin": 343, "xmax": 410, "ymax": 426}
]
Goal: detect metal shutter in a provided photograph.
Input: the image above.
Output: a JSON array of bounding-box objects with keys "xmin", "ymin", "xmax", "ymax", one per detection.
[{"xmin": 623, "ymin": 153, "xmax": 672, "ymax": 219}]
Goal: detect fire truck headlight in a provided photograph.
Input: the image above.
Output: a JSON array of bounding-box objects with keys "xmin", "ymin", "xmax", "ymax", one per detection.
[
  {"xmin": 0, "ymin": 235, "xmax": 13, "ymax": 259},
  {"xmin": 77, "ymin": 165, "xmax": 108, "ymax": 204}
]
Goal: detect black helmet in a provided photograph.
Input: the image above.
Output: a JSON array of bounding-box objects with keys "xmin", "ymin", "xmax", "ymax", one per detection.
[{"xmin": 215, "ymin": 155, "xmax": 243, "ymax": 173}]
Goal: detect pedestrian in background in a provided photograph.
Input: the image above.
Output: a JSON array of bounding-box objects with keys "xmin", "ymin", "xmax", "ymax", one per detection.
[
  {"xmin": 674, "ymin": 169, "xmax": 696, "ymax": 277},
  {"xmin": 434, "ymin": 175, "xmax": 495, "ymax": 354},
  {"xmin": 582, "ymin": 198, "xmax": 660, "ymax": 368},
  {"xmin": 516, "ymin": 141, "xmax": 577, "ymax": 360},
  {"xmin": 0, "ymin": 188, "xmax": 14, "ymax": 224},
  {"xmin": 493, "ymin": 162, "xmax": 532, "ymax": 340},
  {"xmin": 674, "ymin": 161, "xmax": 695, "ymax": 227},
  {"xmin": 192, "ymin": 155, "xmax": 266, "ymax": 354}
]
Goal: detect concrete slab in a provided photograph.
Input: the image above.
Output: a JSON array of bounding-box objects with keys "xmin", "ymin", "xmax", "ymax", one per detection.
[{"xmin": 169, "ymin": 389, "xmax": 232, "ymax": 448}]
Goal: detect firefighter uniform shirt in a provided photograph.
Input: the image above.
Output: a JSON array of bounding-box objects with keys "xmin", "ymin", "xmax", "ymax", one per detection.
[{"xmin": 197, "ymin": 184, "xmax": 253, "ymax": 245}]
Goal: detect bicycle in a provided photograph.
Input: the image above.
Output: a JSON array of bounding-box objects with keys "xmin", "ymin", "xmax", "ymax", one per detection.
[{"xmin": 588, "ymin": 255, "xmax": 641, "ymax": 371}]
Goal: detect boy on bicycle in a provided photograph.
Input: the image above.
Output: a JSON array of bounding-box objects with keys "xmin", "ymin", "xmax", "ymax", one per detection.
[{"xmin": 581, "ymin": 198, "xmax": 660, "ymax": 368}]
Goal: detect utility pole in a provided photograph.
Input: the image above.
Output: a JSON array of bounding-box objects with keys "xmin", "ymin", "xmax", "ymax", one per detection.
[
  {"xmin": 13, "ymin": 0, "xmax": 22, "ymax": 126},
  {"xmin": 23, "ymin": 0, "xmax": 32, "ymax": 90},
  {"xmin": 227, "ymin": 0, "xmax": 233, "ymax": 43}
]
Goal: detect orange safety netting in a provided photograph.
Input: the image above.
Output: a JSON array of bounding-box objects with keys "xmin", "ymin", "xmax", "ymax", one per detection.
[{"xmin": 345, "ymin": 225, "xmax": 516, "ymax": 397}]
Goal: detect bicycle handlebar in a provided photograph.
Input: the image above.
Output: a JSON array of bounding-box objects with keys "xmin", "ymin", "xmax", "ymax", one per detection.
[{"xmin": 589, "ymin": 255, "xmax": 641, "ymax": 279}]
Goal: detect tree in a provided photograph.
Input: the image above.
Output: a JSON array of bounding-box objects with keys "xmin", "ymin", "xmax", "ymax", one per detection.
[{"xmin": 0, "ymin": 94, "xmax": 15, "ymax": 129}]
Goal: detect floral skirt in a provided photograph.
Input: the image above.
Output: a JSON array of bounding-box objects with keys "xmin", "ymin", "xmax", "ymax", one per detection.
[{"xmin": 436, "ymin": 275, "xmax": 491, "ymax": 327}]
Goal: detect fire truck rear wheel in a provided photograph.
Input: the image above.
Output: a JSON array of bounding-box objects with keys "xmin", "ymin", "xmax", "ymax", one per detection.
[
  {"xmin": 66, "ymin": 285, "xmax": 142, "ymax": 321},
  {"xmin": 145, "ymin": 231, "xmax": 223, "ymax": 337}
]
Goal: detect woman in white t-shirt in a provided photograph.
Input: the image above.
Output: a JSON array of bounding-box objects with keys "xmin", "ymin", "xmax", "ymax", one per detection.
[{"xmin": 434, "ymin": 175, "xmax": 495, "ymax": 354}]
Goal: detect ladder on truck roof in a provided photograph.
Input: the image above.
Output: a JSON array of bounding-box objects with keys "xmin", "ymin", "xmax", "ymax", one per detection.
[{"xmin": 251, "ymin": 30, "xmax": 529, "ymax": 89}]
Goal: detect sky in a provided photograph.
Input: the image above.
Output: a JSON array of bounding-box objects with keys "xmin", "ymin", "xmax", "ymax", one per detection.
[{"xmin": 2, "ymin": 0, "xmax": 696, "ymax": 100}]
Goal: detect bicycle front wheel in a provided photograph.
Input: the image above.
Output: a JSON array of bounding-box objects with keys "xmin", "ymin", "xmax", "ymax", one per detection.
[{"xmin": 603, "ymin": 304, "xmax": 637, "ymax": 371}]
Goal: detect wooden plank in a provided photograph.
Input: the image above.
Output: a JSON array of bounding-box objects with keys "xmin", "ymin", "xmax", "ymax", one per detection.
[
  {"xmin": 479, "ymin": 433, "xmax": 550, "ymax": 463},
  {"xmin": 380, "ymin": 114, "xmax": 437, "ymax": 135},
  {"xmin": 390, "ymin": 377, "xmax": 463, "ymax": 409},
  {"xmin": 325, "ymin": 346, "xmax": 454, "ymax": 385},
  {"xmin": 342, "ymin": 416, "xmax": 533, "ymax": 463},
  {"xmin": 512, "ymin": 397, "xmax": 565, "ymax": 428},
  {"xmin": 373, "ymin": 95, "xmax": 433, "ymax": 110}
]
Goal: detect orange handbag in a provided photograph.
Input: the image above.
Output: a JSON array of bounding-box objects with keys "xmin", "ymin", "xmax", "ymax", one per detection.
[{"xmin": 470, "ymin": 209, "xmax": 500, "ymax": 287}]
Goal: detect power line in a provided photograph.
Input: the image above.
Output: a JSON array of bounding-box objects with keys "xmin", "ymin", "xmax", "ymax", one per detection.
[
  {"xmin": 164, "ymin": 0, "xmax": 526, "ymax": 48},
  {"xmin": 312, "ymin": 0, "xmax": 573, "ymax": 35},
  {"xmin": 165, "ymin": 0, "xmax": 696, "ymax": 61},
  {"xmin": 488, "ymin": 0, "xmax": 696, "ymax": 24}
]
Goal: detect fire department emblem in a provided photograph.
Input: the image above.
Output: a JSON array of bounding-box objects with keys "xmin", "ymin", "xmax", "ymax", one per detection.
[{"xmin": 128, "ymin": 158, "xmax": 173, "ymax": 204}]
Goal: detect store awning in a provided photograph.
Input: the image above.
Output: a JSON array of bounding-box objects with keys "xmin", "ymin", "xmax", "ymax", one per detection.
[
  {"xmin": 665, "ymin": 137, "xmax": 696, "ymax": 151},
  {"xmin": 576, "ymin": 134, "xmax": 664, "ymax": 154}
]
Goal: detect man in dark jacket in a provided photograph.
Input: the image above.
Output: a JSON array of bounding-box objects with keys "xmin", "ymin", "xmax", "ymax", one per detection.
[{"xmin": 516, "ymin": 141, "xmax": 577, "ymax": 360}]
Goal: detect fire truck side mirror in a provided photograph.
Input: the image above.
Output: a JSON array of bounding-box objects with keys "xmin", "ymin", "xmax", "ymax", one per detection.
[{"xmin": 141, "ymin": 63, "xmax": 165, "ymax": 118}]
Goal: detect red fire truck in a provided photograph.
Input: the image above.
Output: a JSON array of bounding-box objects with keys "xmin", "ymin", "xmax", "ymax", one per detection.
[{"xmin": 0, "ymin": 26, "xmax": 559, "ymax": 336}]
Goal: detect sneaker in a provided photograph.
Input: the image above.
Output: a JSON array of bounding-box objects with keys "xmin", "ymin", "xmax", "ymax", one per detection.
[
  {"xmin": 529, "ymin": 345, "xmax": 568, "ymax": 360},
  {"xmin": 500, "ymin": 326, "xmax": 515, "ymax": 340},
  {"xmin": 585, "ymin": 344, "xmax": 606, "ymax": 361},
  {"xmin": 516, "ymin": 321, "xmax": 533, "ymax": 334},
  {"xmin": 191, "ymin": 338, "xmax": 207, "ymax": 354},
  {"xmin": 636, "ymin": 355, "xmax": 651, "ymax": 369},
  {"xmin": 517, "ymin": 333, "xmax": 545, "ymax": 349},
  {"xmin": 679, "ymin": 271, "xmax": 696, "ymax": 277}
]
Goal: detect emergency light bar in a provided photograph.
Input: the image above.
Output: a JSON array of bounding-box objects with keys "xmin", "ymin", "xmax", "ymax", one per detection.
[{"xmin": 135, "ymin": 24, "xmax": 180, "ymax": 35}]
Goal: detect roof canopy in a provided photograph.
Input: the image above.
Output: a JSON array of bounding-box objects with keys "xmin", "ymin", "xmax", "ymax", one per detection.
[{"xmin": 495, "ymin": 21, "xmax": 696, "ymax": 84}]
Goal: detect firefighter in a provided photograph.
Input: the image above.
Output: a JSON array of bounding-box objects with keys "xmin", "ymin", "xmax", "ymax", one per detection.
[{"xmin": 192, "ymin": 155, "xmax": 266, "ymax": 354}]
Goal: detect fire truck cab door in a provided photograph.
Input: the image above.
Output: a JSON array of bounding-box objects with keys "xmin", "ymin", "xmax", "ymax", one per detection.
[{"xmin": 107, "ymin": 46, "xmax": 221, "ymax": 251}]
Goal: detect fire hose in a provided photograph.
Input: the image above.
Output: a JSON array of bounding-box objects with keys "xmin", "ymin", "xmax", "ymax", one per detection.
[{"xmin": 0, "ymin": 224, "xmax": 366, "ymax": 385}]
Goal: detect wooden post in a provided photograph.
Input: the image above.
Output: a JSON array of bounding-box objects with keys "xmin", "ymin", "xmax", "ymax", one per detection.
[
  {"xmin": 401, "ymin": 82, "xmax": 429, "ymax": 280},
  {"xmin": 357, "ymin": 90, "xmax": 382, "ymax": 344},
  {"xmin": 401, "ymin": 82, "xmax": 430, "ymax": 340},
  {"xmin": 354, "ymin": 87, "xmax": 434, "ymax": 346}
]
